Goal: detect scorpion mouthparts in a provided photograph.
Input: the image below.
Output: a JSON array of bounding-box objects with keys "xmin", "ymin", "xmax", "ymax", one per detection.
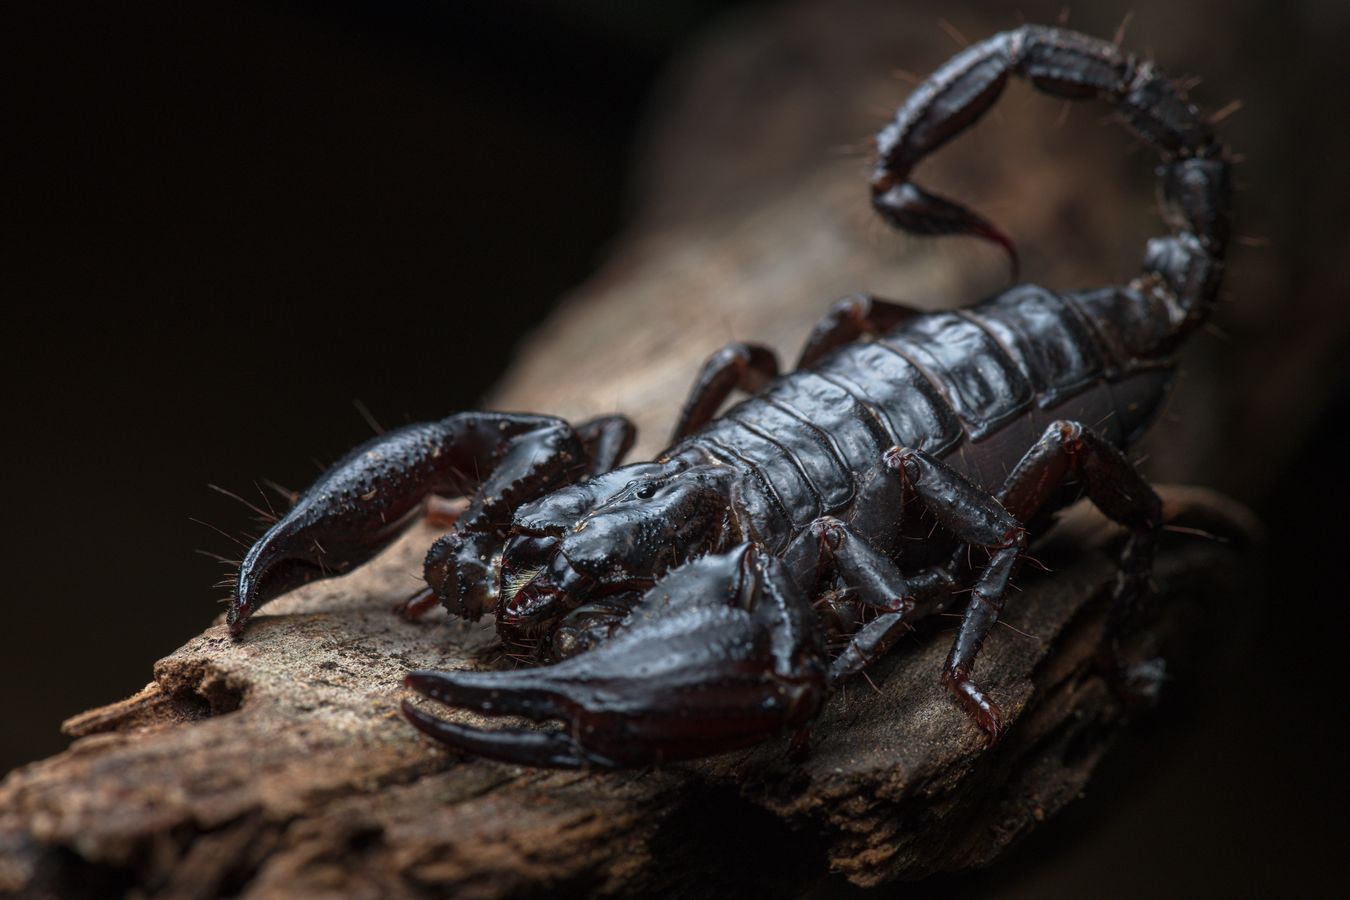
[
  {"xmin": 498, "ymin": 556, "xmax": 596, "ymax": 633},
  {"xmin": 498, "ymin": 581, "xmax": 564, "ymax": 628}
]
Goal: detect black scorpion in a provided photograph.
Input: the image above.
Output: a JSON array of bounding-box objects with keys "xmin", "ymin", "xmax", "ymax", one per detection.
[{"xmin": 228, "ymin": 25, "xmax": 1230, "ymax": 768}]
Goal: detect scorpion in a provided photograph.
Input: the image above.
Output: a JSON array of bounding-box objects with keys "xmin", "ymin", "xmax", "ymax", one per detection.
[{"xmin": 227, "ymin": 25, "xmax": 1230, "ymax": 768}]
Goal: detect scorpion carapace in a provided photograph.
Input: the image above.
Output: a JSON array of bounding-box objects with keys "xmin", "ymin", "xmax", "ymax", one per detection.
[{"xmin": 229, "ymin": 25, "xmax": 1231, "ymax": 768}]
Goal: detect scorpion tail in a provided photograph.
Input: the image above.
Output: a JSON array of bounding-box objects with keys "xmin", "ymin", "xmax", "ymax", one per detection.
[
  {"xmin": 873, "ymin": 24, "xmax": 1231, "ymax": 352},
  {"xmin": 401, "ymin": 545, "xmax": 829, "ymax": 768}
]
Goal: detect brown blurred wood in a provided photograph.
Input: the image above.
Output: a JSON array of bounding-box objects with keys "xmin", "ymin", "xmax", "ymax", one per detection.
[{"xmin": 0, "ymin": 2, "xmax": 1272, "ymax": 897}]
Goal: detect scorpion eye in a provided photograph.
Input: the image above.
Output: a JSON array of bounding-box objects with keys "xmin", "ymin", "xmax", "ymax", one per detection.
[{"xmin": 635, "ymin": 483, "xmax": 658, "ymax": 500}]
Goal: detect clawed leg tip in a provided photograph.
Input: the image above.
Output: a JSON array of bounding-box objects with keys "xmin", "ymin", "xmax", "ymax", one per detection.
[
  {"xmin": 226, "ymin": 616, "xmax": 248, "ymax": 641},
  {"xmin": 944, "ymin": 673, "xmax": 1008, "ymax": 747},
  {"xmin": 968, "ymin": 700, "xmax": 1007, "ymax": 747}
]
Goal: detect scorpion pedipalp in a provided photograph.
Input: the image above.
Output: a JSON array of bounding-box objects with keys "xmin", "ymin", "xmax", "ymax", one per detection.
[
  {"xmin": 230, "ymin": 412, "xmax": 605, "ymax": 634},
  {"xmin": 401, "ymin": 545, "xmax": 829, "ymax": 767}
]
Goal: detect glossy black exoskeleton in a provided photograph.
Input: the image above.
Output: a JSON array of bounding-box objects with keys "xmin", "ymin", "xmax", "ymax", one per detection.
[{"xmin": 230, "ymin": 25, "xmax": 1230, "ymax": 768}]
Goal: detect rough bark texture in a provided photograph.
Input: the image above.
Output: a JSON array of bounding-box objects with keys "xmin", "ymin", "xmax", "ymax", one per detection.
[
  {"xmin": 0, "ymin": 1, "xmax": 1280, "ymax": 896},
  {"xmin": 0, "ymin": 489, "xmax": 1256, "ymax": 898}
]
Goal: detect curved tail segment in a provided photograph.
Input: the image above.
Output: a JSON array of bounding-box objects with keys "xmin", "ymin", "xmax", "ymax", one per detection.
[{"xmin": 872, "ymin": 25, "xmax": 1231, "ymax": 353}]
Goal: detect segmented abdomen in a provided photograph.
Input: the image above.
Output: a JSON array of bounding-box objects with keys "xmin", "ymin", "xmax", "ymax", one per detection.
[{"xmin": 685, "ymin": 285, "xmax": 1174, "ymax": 550}]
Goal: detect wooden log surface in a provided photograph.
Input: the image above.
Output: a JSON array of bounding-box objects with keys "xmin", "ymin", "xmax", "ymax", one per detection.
[
  {"xmin": 0, "ymin": 1, "xmax": 1293, "ymax": 896},
  {"xmin": 0, "ymin": 488, "xmax": 1257, "ymax": 898}
]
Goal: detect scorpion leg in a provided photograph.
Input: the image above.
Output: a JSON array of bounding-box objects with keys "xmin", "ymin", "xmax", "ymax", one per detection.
[
  {"xmin": 394, "ymin": 586, "xmax": 441, "ymax": 622},
  {"xmin": 795, "ymin": 294, "xmax": 921, "ymax": 369},
  {"xmin": 402, "ymin": 544, "xmax": 829, "ymax": 768},
  {"xmin": 784, "ymin": 513, "xmax": 963, "ymax": 684},
  {"xmin": 995, "ymin": 421, "xmax": 1163, "ymax": 687},
  {"xmin": 874, "ymin": 448, "xmax": 1027, "ymax": 741},
  {"xmin": 783, "ymin": 517, "xmax": 922, "ymax": 683},
  {"xmin": 827, "ymin": 560, "xmax": 957, "ymax": 684},
  {"xmin": 671, "ymin": 342, "xmax": 779, "ymax": 442},
  {"xmin": 231, "ymin": 412, "xmax": 606, "ymax": 633}
]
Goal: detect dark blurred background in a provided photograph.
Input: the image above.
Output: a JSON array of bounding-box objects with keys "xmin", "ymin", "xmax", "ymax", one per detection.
[
  {"xmin": 6, "ymin": 0, "xmax": 723, "ymax": 768},
  {"xmin": 4, "ymin": 0, "xmax": 1347, "ymax": 895}
]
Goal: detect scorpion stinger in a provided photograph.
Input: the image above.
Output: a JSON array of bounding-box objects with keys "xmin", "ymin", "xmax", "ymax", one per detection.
[{"xmin": 402, "ymin": 546, "xmax": 829, "ymax": 768}]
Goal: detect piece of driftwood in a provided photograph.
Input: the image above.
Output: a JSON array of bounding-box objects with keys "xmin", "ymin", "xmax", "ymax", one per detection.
[
  {"xmin": 0, "ymin": 487, "xmax": 1255, "ymax": 898},
  {"xmin": 0, "ymin": 2, "xmax": 1272, "ymax": 896}
]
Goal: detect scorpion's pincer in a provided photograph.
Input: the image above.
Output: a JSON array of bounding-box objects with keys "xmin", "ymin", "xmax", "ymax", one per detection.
[
  {"xmin": 230, "ymin": 517, "xmax": 329, "ymax": 636},
  {"xmin": 401, "ymin": 544, "xmax": 830, "ymax": 768}
]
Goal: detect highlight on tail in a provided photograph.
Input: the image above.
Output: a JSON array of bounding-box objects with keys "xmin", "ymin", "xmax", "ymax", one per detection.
[{"xmin": 870, "ymin": 24, "xmax": 1230, "ymax": 346}]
